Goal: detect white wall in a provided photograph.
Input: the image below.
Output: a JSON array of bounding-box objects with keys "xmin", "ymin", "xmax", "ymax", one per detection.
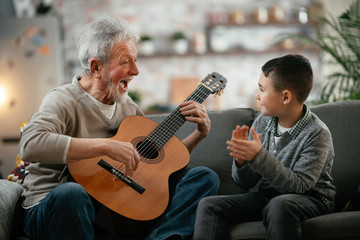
[{"xmin": 0, "ymin": 17, "xmax": 63, "ymax": 177}]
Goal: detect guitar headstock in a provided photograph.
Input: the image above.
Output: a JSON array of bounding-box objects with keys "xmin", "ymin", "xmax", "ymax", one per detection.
[{"xmin": 201, "ymin": 72, "xmax": 227, "ymax": 96}]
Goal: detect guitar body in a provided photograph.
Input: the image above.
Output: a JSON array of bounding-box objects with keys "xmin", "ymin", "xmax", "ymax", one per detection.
[{"xmin": 68, "ymin": 115, "xmax": 190, "ymax": 221}]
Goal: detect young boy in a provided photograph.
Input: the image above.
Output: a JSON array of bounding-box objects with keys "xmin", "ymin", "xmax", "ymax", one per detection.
[{"xmin": 193, "ymin": 54, "xmax": 336, "ymax": 240}]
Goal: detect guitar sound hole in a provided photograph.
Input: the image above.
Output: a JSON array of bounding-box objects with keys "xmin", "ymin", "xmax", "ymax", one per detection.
[{"xmin": 136, "ymin": 140, "xmax": 159, "ymax": 160}]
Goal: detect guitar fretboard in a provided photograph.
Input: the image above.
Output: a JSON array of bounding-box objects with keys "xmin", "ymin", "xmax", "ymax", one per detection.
[{"xmin": 146, "ymin": 84, "xmax": 212, "ymax": 149}]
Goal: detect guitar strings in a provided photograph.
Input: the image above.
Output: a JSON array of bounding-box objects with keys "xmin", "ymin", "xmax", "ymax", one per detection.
[
  {"xmin": 150, "ymin": 84, "xmax": 210, "ymax": 146},
  {"xmin": 116, "ymin": 84, "xmax": 210, "ymax": 175},
  {"xmin": 135, "ymin": 84, "xmax": 210, "ymax": 162},
  {"xmin": 116, "ymin": 84, "xmax": 211, "ymax": 175},
  {"xmin": 146, "ymin": 93, "xmax": 209, "ymax": 152},
  {"xmin": 114, "ymin": 84, "xmax": 212, "ymax": 175}
]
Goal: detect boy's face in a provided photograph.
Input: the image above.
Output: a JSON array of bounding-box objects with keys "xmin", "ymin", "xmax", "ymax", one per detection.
[{"xmin": 255, "ymin": 72, "xmax": 284, "ymax": 116}]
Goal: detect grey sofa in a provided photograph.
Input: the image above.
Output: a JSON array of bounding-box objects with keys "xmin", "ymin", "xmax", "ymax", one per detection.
[
  {"xmin": 1, "ymin": 100, "xmax": 360, "ymax": 240},
  {"xmin": 151, "ymin": 100, "xmax": 360, "ymax": 240}
]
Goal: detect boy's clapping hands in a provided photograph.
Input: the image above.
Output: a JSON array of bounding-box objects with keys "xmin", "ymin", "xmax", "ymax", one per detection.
[{"xmin": 227, "ymin": 125, "xmax": 262, "ymax": 166}]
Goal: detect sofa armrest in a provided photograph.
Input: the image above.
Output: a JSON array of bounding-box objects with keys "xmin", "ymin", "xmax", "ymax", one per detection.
[
  {"xmin": 0, "ymin": 180, "xmax": 24, "ymax": 240},
  {"xmin": 302, "ymin": 211, "xmax": 360, "ymax": 240}
]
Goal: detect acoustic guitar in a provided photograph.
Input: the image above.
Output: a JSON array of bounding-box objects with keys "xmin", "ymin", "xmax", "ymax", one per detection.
[{"xmin": 67, "ymin": 72, "xmax": 227, "ymax": 223}]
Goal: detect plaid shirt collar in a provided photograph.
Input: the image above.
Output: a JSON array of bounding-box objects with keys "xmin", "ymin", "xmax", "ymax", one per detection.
[{"xmin": 265, "ymin": 105, "xmax": 311, "ymax": 139}]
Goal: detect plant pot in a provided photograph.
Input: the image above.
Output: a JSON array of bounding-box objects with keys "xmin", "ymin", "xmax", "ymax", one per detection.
[
  {"xmin": 139, "ymin": 41, "xmax": 155, "ymax": 56},
  {"xmin": 173, "ymin": 39, "xmax": 188, "ymax": 55}
]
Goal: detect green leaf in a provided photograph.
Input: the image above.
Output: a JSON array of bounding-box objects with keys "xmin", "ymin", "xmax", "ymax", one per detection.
[{"xmin": 286, "ymin": 0, "xmax": 360, "ymax": 103}]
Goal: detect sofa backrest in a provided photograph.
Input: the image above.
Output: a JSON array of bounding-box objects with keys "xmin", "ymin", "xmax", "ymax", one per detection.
[{"xmin": 310, "ymin": 100, "xmax": 360, "ymax": 211}]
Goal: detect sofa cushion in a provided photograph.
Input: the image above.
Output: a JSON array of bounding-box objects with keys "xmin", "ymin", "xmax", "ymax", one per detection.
[
  {"xmin": 229, "ymin": 221, "xmax": 266, "ymax": 239},
  {"xmin": 7, "ymin": 122, "xmax": 30, "ymax": 184},
  {"xmin": 228, "ymin": 211, "xmax": 360, "ymax": 240},
  {"xmin": 301, "ymin": 211, "xmax": 360, "ymax": 240},
  {"xmin": 7, "ymin": 155, "xmax": 30, "ymax": 184},
  {"xmin": 0, "ymin": 180, "xmax": 24, "ymax": 240}
]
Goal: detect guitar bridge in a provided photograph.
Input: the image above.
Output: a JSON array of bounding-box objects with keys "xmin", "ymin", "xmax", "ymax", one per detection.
[{"xmin": 98, "ymin": 159, "xmax": 145, "ymax": 194}]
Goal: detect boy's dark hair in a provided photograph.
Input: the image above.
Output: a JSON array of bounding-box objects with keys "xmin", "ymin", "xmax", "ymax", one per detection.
[{"xmin": 261, "ymin": 54, "xmax": 313, "ymax": 104}]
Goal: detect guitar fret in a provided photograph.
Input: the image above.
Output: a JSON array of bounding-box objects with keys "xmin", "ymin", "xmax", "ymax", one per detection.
[{"xmin": 147, "ymin": 85, "xmax": 212, "ymax": 149}]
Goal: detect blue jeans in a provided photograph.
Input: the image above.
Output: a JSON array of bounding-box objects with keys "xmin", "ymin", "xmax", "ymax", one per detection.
[
  {"xmin": 23, "ymin": 166, "xmax": 219, "ymax": 240},
  {"xmin": 23, "ymin": 182, "xmax": 95, "ymax": 240},
  {"xmin": 145, "ymin": 166, "xmax": 220, "ymax": 240},
  {"xmin": 193, "ymin": 192, "xmax": 330, "ymax": 240}
]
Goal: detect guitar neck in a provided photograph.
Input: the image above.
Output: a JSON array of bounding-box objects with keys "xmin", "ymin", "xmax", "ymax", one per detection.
[{"xmin": 147, "ymin": 84, "xmax": 213, "ymax": 149}]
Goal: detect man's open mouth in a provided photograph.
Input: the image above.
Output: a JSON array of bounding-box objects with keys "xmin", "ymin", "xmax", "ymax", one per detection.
[
  {"xmin": 119, "ymin": 79, "xmax": 131, "ymax": 92},
  {"xmin": 121, "ymin": 80, "xmax": 128, "ymax": 87}
]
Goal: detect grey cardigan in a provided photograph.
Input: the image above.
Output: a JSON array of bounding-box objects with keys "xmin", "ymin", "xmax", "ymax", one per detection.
[{"xmin": 232, "ymin": 107, "xmax": 336, "ymax": 209}]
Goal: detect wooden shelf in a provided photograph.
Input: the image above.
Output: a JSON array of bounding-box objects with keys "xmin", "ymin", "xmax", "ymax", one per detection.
[
  {"xmin": 138, "ymin": 46, "xmax": 319, "ymax": 59},
  {"xmin": 138, "ymin": 20, "xmax": 321, "ymax": 59},
  {"xmin": 207, "ymin": 20, "xmax": 321, "ymax": 28}
]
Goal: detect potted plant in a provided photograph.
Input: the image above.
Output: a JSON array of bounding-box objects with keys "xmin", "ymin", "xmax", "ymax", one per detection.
[
  {"xmin": 171, "ymin": 31, "xmax": 188, "ymax": 54},
  {"xmin": 291, "ymin": 0, "xmax": 360, "ymax": 103},
  {"xmin": 139, "ymin": 34, "xmax": 155, "ymax": 56}
]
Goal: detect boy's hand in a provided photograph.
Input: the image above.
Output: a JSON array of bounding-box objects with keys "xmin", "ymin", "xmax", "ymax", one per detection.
[
  {"xmin": 229, "ymin": 125, "xmax": 248, "ymax": 167},
  {"xmin": 227, "ymin": 126, "xmax": 262, "ymax": 164},
  {"xmin": 233, "ymin": 125, "xmax": 249, "ymax": 140}
]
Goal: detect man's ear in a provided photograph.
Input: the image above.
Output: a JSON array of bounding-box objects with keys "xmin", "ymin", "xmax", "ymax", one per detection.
[
  {"xmin": 282, "ymin": 89, "xmax": 293, "ymax": 104},
  {"xmin": 89, "ymin": 59, "xmax": 102, "ymax": 77}
]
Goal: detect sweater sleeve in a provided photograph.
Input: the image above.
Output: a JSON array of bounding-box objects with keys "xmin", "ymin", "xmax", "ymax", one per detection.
[
  {"xmin": 19, "ymin": 89, "xmax": 73, "ymax": 164},
  {"xmin": 249, "ymin": 123, "xmax": 334, "ymax": 194},
  {"xmin": 232, "ymin": 160, "xmax": 260, "ymax": 190}
]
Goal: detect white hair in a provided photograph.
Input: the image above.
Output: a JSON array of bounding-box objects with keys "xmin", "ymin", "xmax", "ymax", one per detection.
[{"xmin": 75, "ymin": 17, "xmax": 140, "ymax": 74}]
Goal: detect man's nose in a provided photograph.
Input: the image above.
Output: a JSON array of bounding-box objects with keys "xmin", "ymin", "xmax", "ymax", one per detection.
[{"xmin": 130, "ymin": 62, "xmax": 139, "ymax": 76}]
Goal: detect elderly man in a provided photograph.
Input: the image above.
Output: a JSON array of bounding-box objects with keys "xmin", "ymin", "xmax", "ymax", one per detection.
[{"xmin": 19, "ymin": 17, "xmax": 219, "ymax": 240}]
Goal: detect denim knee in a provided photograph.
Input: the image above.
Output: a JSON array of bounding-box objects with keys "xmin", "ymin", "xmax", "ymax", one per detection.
[
  {"xmin": 53, "ymin": 182, "xmax": 89, "ymax": 201},
  {"xmin": 23, "ymin": 182, "xmax": 96, "ymax": 240},
  {"xmin": 187, "ymin": 166, "xmax": 220, "ymax": 193},
  {"xmin": 50, "ymin": 182, "xmax": 95, "ymax": 217}
]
